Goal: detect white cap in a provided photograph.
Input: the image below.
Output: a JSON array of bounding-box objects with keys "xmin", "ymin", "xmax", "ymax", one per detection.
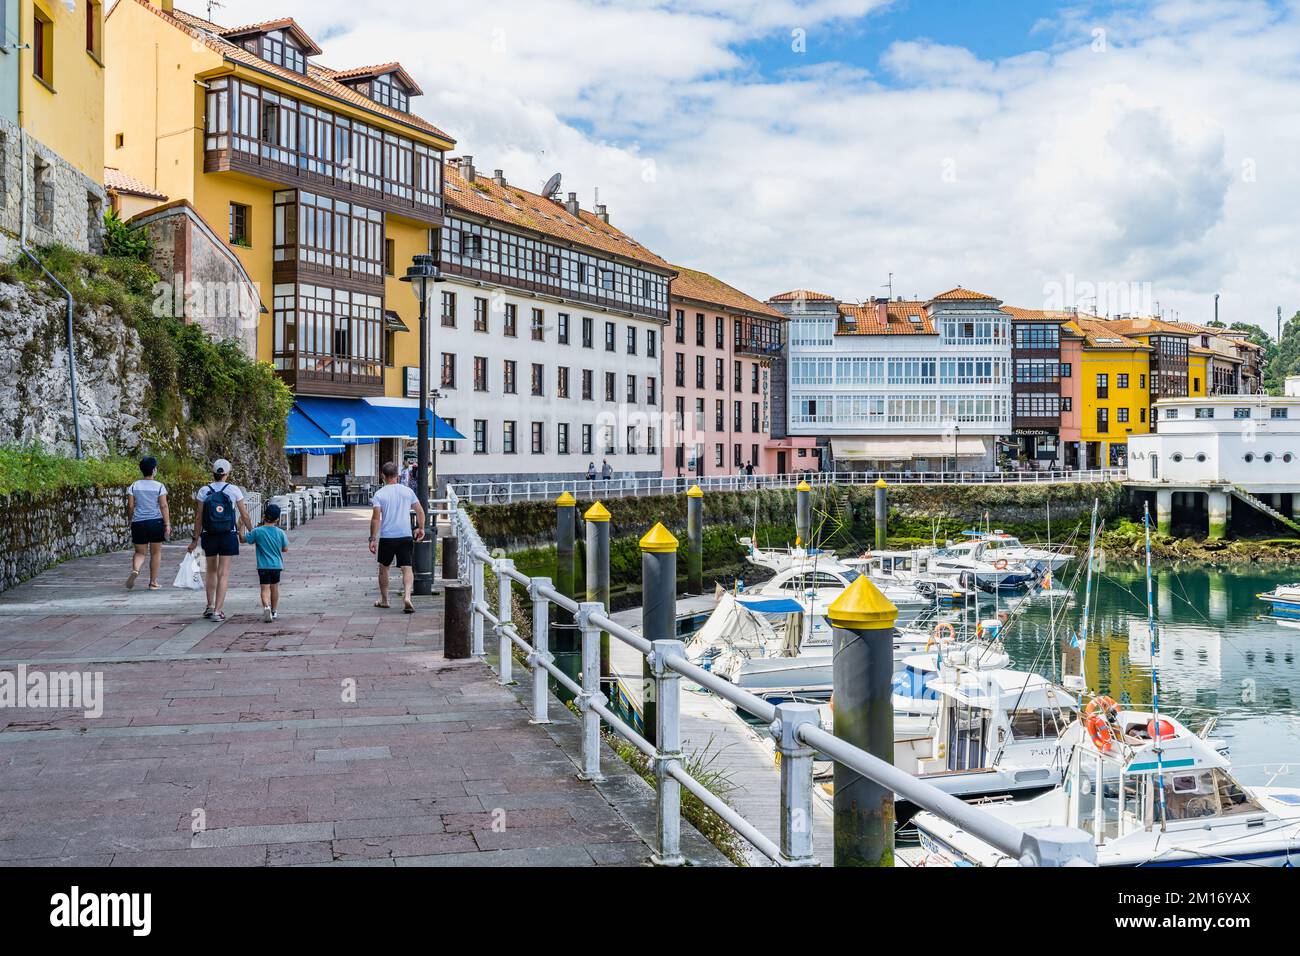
[{"xmin": 212, "ymin": 458, "xmax": 232, "ymax": 476}]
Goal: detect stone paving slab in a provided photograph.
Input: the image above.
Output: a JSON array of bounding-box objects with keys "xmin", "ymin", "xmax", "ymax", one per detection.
[{"xmin": 0, "ymin": 507, "xmax": 676, "ymax": 867}]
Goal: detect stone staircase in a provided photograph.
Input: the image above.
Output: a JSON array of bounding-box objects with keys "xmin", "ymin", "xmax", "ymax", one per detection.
[
  {"xmin": 1226, "ymin": 485, "xmax": 1300, "ymax": 535},
  {"xmin": 818, "ymin": 492, "xmax": 854, "ymax": 546}
]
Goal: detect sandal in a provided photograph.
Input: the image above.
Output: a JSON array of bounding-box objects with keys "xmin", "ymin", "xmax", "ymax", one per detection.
[
  {"xmin": 203, "ymin": 606, "xmax": 214, "ymax": 619},
  {"xmin": 148, "ymin": 583, "xmax": 161, "ymax": 590},
  {"xmin": 126, "ymin": 570, "xmax": 139, "ymax": 590},
  {"xmin": 213, "ymin": 611, "xmax": 226, "ymax": 622},
  {"xmin": 374, "ymin": 600, "xmax": 391, "ymax": 609},
  {"xmin": 403, "ymin": 599, "xmax": 415, "ymax": 614}
]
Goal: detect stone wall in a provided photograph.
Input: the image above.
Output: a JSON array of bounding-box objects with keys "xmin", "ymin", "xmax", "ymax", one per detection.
[{"xmin": 0, "ymin": 119, "xmax": 106, "ymax": 260}]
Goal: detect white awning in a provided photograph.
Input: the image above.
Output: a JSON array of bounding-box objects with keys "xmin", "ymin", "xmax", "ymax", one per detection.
[{"xmin": 831, "ymin": 436, "xmax": 989, "ymax": 461}]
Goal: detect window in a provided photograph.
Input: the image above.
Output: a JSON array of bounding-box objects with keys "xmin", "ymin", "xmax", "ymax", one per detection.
[
  {"xmin": 531, "ymin": 363, "xmax": 544, "ymax": 396},
  {"xmin": 605, "ymin": 321, "xmax": 616, "ymax": 351},
  {"xmin": 1193, "ymin": 378, "xmax": 1200, "ymax": 393},
  {"xmin": 582, "ymin": 316, "xmax": 593, "ymax": 348},
  {"xmin": 531, "ymin": 308, "xmax": 545, "ymax": 341},
  {"xmin": 557, "ymin": 366, "xmax": 570, "ymax": 399},
  {"xmin": 582, "ymin": 424, "xmax": 593, "ymax": 455},
  {"xmin": 1095, "ymin": 373, "xmax": 1109, "ymax": 399},
  {"xmin": 674, "ymin": 310, "xmax": 685, "ymax": 344},
  {"xmin": 604, "ymin": 372, "xmax": 616, "ymax": 402},
  {"xmin": 367, "ymin": 72, "xmax": 409, "ymax": 112},
  {"xmin": 715, "ymin": 317, "xmax": 724, "ymax": 348},
  {"xmin": 627, "ymin": 326, "xmax": 637, "ymax": 355},
  {"xmin": 648, "ymin": 329, "xmax": 657, "ymax": 358},
  {"xmin": 1062, "ymin": 397, "xmax": 1073, "ymax": 412},
  {"xmin": 648, "ymin": 428, "xmax": 657, "ymax": 455},
  {"xmin": 441, "ymin": 291, "xmax": 456, "ymax": 327},
  {"xmin": 441, "ymin": 418, "xmax": 457, "ymax": 455},
  {"xmin": 647, "ymin": 377, "xmax": 657, "ymax": 406},
  {"xmin": 675, "ymin": 353, "xmax": 685, "ymax": 388},
  {"xmin": 715, "ymin": 358, "xmax": 724, "ymax": 391},
  {"xmin": 715, "ymin": 443, "xmax": 724, "ymax": 467},
  {"xmin": 1272, "ymin": 407, "xmax": 1290, "ymax": 420},
  {"xmin": 1117, "ymin": 407, "xmax": 1129, "ymax": 423},
  {"xmin": 1234, "ymin": 407, "xmax": 1251, "ymax": 419},
  {"xmin": 531, "ymin": 422, "xmax": 545, "ymax": 454},
  {"xmin": 734, "ymin": 443, "xmax": 742, "ymax": 467},
  {"xmin": 440, "ymin": 352, "xmax": 456, "ymax": 388},
  {"xmin": 384, "ymin": 329, "xmax": 396, "ymax": 368},
  {"xmin": 733, "ymin": 401, "xmax": 743, "ymax": 431},
  {"xmin": 558, "ymin": 313, "xmax": 570, "ymax": 345},
  {"xmin": 626, "ymin": 426, "xmax": 637, "ymax": 455},
  {"xmin": 581, "ymin": 369, "xmax": 593, "ymax": 401},
  {"xmin": 695, "ymin": 356, "xmax": 705, "ymax": 389},
  {"xmin": 715, "ymin": 400, "xmax": 724, "ymax": 431},
  {"xmin": 1139, "ymin": 374, "xmax": 1146, "ymax": 389},
  {"xmin": 1195, "ymin": 407, "xmax": 1215, "ymax": 419},
  {"xmin": 752, "ymin": 364, "xmax": 760, "ymax": 394},
  {"xmin": 503, "ymin": 304, "xmax": 517, "ymax": 337},
  {"xmin": 33, "ymin": 7, "xmax": 54, "ymax": 86},
  {"xmin": 503, "ymin": 360, "xmax": 517, "ymax": 394},
  {"xmin": 384, "ymin": 239, "xmax": 395, "ymax": 276},
  {"xmin": 1060, "ymin": 363, "xmax": 1072, "ymax": 378},
  {"xmin": 557, "ymin": 423, "xmax": 570, "ymax": 455},
  {"xmin": 503, "ymin": 421, "xmax": 517, "ymax": 454},
  {"xmin": 734, "ymin": 360, "xmax": 742, "ymax": 392},
  {"xmin": 1097, "ymin": 407, "xmax": 1109, "ymax": 433},
  {"xmin": 752, "ymin": 402, "xmax": 760, "ymax": 432},
  {"xmin": 261, "ymin": 29, "xmax": 307, "ymax": 74},
  {"xmin": 1139, "ymin": 407, "xmax": 1146, "ymax": 423},
  {"xmin": 473, "ymin": 297, "xmax": 488, "ymax": 332},
  {"xmin": 696, "ymin": 313, "xmax": 705, "ymax": 347},
  {"xmin": 229, "ymin": 203, "xmax": 251, "ymax": 245},
  {"xmin": 1164, "ymin": 408, "xmax": 1178, "ymax": 420},
  {"xmin": 626, "ymin": 375, "xmax": 637, "ymax": 403},
  {"xmin": 1117, "ymin": 373, "xmax": 1129, "ymax": 389},
  {"xmin": 473, "ymin": 419, "xmax": 488, "ymax": 454},
  {"xmin": 86, "ymin": 1, "xmax": 102, "ymax": 60}
]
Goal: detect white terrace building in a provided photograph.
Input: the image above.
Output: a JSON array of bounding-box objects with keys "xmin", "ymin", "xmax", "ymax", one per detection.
[
  {"xmin": 433, "ymin": 158, "xmax": 672, "ymax": 484},
  {"xmin": 768, "ymin": 287, "xmax": 1012, "ymax": 472}
]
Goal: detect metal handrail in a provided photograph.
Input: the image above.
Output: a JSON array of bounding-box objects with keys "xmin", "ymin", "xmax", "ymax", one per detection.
[
  {"xmin": 446, "ymin": 487, "xmax": 1096, "ymax": 867},
  {"xmin": 448, "ymin": 469, "xmax": 1126, "ymax": 504}
]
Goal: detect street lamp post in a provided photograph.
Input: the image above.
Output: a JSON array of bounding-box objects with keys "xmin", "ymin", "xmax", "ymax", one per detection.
[
  {"xmin": 400, "ymin": 254, "xmax": 443, "ymax": 597},
  {"xmin": 953, "ymin": 424, "xmax": 960, "ymax": 474}
]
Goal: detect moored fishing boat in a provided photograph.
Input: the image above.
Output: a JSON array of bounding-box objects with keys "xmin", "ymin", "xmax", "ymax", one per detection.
[{"xmin": 1257, "ymin": 582, "xmax": 1300, "ymax": 626}]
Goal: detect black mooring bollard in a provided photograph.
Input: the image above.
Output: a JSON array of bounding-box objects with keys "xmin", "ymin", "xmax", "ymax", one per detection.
[
  {"xmin": 440, "ymin": 534, "xmax": 458, "ymax": 582},
  {"xmin": 444, "ymin": 583, "xmax": 472, "ymax": 660}
]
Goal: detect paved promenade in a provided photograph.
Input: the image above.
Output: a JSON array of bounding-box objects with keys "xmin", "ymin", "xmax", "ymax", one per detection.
[{"xmin": 0, "ymin": 507, "xmax": 707, "ymax": 867}]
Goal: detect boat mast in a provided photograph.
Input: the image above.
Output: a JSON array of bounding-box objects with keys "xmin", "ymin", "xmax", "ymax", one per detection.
[
  {"xmin": 1143, "ymin": 501, "xmax": 1168, "ymax": 832},
  {"xmin": 1077, "ymin": 498, "xmax": 1099, "ymax": 689}
]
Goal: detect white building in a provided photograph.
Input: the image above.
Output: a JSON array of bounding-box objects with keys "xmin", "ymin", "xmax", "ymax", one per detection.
[
  {"xmin": 432, "ymin": 158, "xmax": 673, "ymax": 484},
  {"xmin": 769, "ymin": 287, "xmax": 1012, "ymax": 471}
]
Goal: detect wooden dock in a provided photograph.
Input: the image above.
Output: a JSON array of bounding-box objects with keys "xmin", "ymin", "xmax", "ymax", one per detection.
[{"xmin": 609, "ymin": 596, "xmax": 835, "ymax": 866}]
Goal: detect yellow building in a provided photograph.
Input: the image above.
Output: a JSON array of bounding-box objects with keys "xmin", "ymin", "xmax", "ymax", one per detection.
[
  {"xmin": 104, "ymin": 1, "xmax": 456, "ymax": 476},
  {"xmin": 2, "ymin": 0, "xmax": 106, "ymax": 255},
  {"xmin": 1072, "ymin": 319, "xmax": 1152, "ymax": 469}
]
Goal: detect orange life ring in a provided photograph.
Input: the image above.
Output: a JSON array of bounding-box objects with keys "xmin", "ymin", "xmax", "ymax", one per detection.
[
  {"xmin": 1086, "ymin": 713, "xmax": 1117, "ymax": 753},
  {"xmin": 1084, "ymin": 695, "xmax": 1120, "ymax": 719},
  {"xmin": 993, "ymin": 558, "xmax": 1009, "ymax": 570},
  {"xmin": 927, "ymin": 623, "xmax": 956, "ymax": 650}
]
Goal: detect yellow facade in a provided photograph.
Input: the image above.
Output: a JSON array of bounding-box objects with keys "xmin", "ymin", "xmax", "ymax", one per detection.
[
  {"xmin": 20, "ymin": 0, "xmax": 105, "ymax": 180},
  {"xmin": 104, "ymin": 0, "xmax": 453, "ymax": 392},
  {"xmin": 1188, "ymin": 353, "xmax": 1209, "ymax": 397},
  {"xmin": 1079, "ymin": 347, "xmax": 1151, "ymax": 464}
]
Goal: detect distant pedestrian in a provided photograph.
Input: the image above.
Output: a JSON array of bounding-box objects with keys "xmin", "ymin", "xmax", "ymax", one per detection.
[
  {"xmin": 601, "ymin": 459, "xmax": 613, "ymax": 482},
  {"xmin": 586, "ymin": 461, "xmax": 597, "ymax": 482},
  {"xmin": 126, "ymin": 456, "xmax": 170, "ymax": 591},
  {"xmin": 187, "ymin": 458, "xmax": 254, "ymax": 622},
  {"xmin": 369, "ymin": 461, "xmax": 426, "ymax": 614},
  {"xmin": 244, "ymin": 503, "xmax": 289, "ymax": 622}
]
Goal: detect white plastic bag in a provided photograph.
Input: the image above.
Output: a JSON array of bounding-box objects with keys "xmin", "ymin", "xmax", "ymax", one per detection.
[{"xmin": 173, "ymin": 550, "xmax": 205, "ymax": 590}]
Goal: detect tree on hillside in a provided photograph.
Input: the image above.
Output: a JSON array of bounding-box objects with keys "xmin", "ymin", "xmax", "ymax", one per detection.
[{"xmin": 1267, "ymin": 313, "xmax": 1300, "ymax": 394}]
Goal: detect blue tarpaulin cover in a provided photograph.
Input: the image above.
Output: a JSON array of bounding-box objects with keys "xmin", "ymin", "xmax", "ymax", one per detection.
[
  {"xmin": 285, "ymin": 406, "xmax": 345, "ymax": 455},
  {"xmin": 735, "ymin": 597, "xmax": 805, "ymax": 614},
  {"xmin": 291, "ymin": 397, "xmax": 465, "ymax": 444}
]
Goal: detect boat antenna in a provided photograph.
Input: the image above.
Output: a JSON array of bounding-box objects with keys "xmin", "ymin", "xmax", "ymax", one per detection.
[{"xmin": 1143, "ymin": 501, "xmax": 1169, "ymax": 832}]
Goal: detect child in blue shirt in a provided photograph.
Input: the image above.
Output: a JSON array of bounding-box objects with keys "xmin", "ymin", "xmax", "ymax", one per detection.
[{"xmin": 244, "ymin": 503, "xmax": 289, "ymax": 622}]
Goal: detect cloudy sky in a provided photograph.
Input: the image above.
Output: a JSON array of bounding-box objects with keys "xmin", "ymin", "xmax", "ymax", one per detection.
[{"xmin": 202, "ymin": 0, "xmax": 1300, "ymax": 331}]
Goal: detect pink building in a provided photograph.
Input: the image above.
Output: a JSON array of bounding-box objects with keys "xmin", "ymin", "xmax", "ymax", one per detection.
[
  {"xmin": 1059, "ymin": 323, "xmax": 1084, "ymax": 467},
  {"xmin": 665, "ymin": 267, "xmax": 794, "ymax": 477}
]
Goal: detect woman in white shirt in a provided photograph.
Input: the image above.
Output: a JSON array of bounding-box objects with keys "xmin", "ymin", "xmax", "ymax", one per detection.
[
  {"xmin": 126, "ymin": 456, "xmax": 171, "ymax": 590},
  {"xmin": 186, "ymin": 458, "xmax": 254, "ymax": 622}
]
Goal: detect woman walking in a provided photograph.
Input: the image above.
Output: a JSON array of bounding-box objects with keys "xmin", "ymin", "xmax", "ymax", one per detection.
[
  {"xmin": 126, "ymin": 456, "xmax": 170, "ymax": 590},
  {"xmin": 187, "ymin": 458, "xmax": 254, "ymax": 622}
]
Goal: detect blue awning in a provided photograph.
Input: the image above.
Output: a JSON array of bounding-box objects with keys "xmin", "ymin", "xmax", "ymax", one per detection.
[
  {"xmin": 285, "ymin": 406, "xmax": 345, "ymax": 455},
  {"xmin": 736, "ymin": 597, "xmax": 805, "ymax": 614},
  {"xmin": 291, "ymin": 397, "xmax": 465, "ymax": 443}
]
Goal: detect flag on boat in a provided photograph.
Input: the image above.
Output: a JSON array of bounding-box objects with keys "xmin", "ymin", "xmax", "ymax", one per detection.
[{"xmin": 1069, "ymin": 629, "xmax": 1080, "ymax": 649}]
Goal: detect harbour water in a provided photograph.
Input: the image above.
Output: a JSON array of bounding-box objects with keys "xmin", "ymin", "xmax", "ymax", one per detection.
[{"xmin": 999, "ymin": 564, "xmax": 1300, "ymax": 787}]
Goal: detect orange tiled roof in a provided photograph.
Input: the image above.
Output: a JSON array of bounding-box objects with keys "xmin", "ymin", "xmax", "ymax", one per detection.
[
  {"xmin": 836, "ymin": 301, "xmax": 934, "ymax": 335},
  {"xmin": 217, "ymin": 17, "xmax": 323, "ymax": 55},
  {"xmin": 670, "ymin": 266, "xmax": 784, "ymax": 319},
  {"xmin": 443, "ymin": 163, "xmax": 671, "ymax": 273},
  {"xmin": 769, "ymin": 289, "xmax": 837, "ymax": 303},
  {"xmin": 929, "ymin": 287, "xmax": 1001, "ymax": 303},
  {"xmin": 121, "ymin": 2, "xmax": 453, "ymax": 143},
  {"xmin": 330, "ymin": 63, "xmax": 424, "ymax": 97},
  {"xmin": 104, "ymin": 167, "xmax": 168, "ymax": 200},
  {"xmin": 1102, "ymin": 317, "xmax": 1192, "ymax": 338},
  {"xmin": 1068, "ymin": 319, "xmax": 1151, "ymax": 350},
  {"xmin": 1001, "ymin": 306, "xmax": 1075, "ymax": 322}
]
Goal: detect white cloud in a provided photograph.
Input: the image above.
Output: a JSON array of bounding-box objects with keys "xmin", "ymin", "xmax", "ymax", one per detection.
[{"xmin": 201, "ymin": 0, "xmax": 1300, "ymax": 327}]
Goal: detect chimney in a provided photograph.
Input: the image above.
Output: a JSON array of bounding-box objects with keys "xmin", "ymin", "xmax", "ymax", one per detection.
[
  {"xmin": 493, "ymin": 169, "xmax": 506, "ymax": 187},
  {"xmin": 155, "ymin": 0, "xmax": 175, "ymax": 12},
  {"xmin": 876, "ymin": 297, "xmax": 889, "ymax": 324},
  {"xmin": 460, "ymin": 155, "xmax": 475, "ymax": 183},
  {"xmin": 565, "ymin": 192, "xmax": 580, "ymax": 216},
  {"xmin": 595, "ymin": 203, "xmax": 609, "ymax": 223}
]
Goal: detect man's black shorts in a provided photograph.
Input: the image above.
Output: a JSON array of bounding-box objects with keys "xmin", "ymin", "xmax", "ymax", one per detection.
[
  {"xmin": 257, "ymin": 569, "xmax": 282, "ymax": 585},
  {"xmin": 377, "ymin": 537, "xmax": 414, "ymax": 568}
]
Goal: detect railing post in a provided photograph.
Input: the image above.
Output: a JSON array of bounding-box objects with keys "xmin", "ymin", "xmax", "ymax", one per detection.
[
  {"xmin": 471, "ymin": 556, "xmax": 485, "ymax": 656},
  {"xmin": 527, "ymin": 577, "xmax": 552, "ymax": 724},
  {"xmin": 649, "ymin": 638, "xmax": 685, "ymax": 867},
  {"xmin": 686, "ymin": 485, "xmax": 704, "ymax": 594},
  {"xmin": 495, "ymin": 558, "xmax": 515, "ymax": 685},
  {"xmin": 576, "ymin": 602, "xmax": 605, "ymax": 781},
  {"xmin": 772, "ymin": 702, "xmax": 821, "ymax": 866},
  {"xmin": 585, "ymin": 501, "xmax": 613, "ymax": 697},
  {"xmin": 640, "ymin": 522, "xmax": 678, "ymax": 748}
]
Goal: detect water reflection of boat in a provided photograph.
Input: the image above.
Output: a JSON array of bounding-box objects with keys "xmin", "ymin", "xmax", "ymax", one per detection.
[{"xmin": 1258, "ymin": 582, "xmax": 1300, "ymax": 627}]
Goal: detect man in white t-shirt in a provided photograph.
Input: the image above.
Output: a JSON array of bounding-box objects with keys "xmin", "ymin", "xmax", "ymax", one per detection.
[{"xmin": 369, "ymin": 461, "xmax": 426, "ymax": 613}]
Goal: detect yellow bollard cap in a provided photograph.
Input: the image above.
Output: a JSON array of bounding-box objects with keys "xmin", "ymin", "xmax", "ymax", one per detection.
[
  {"xmin": 826, "ymin": 576, "xmax": 898, "ymax": 630},
  {"xmin": 584, "ymin": 501, "xmax": 611, "ymax": 522},
  {"xmin": 796, "ymin": 480, "xmax": 812, "ymax": 492},
  {"xmin": 556, "ymin": 491, "xmax": 576, "ymax": 506},
  {"xmin": 640, "ymin": 522, "xmax": 679, "ymax": 553},
  {"xmin": 875, "ymin": 478, "xmax": 888, "ymax": 489},
  {"xmin": 687, "ymin": 485, "xmax": 703, "ymax": 498}
]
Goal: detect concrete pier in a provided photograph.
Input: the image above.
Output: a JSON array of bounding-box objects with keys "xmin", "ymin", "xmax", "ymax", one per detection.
[
  {"xmin": 1208, "ymin": 489, "xmax": 1229, "ymax": 540},
  {"xmin": 1156, "ymin": 489, "xmax": 1173, "ymax": 536}
]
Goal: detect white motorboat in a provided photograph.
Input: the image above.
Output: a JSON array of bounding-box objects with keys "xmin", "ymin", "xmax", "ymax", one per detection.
[
  {"xmin": 963, "ymin": 530, "xmax": 1074, "ymax": 573},
  {"xmin": 1257, "ymin": 582, "xmax": 1300, "ymax": 627},
  {"xmin": 927, "ymin": 539, "xmax": 1038, "ymax": 590},
  {"xmin": 842, "ymin": 549, "xmax": 972, "ymax": 605},
  {"xmin": 739, "ymin": 538, "xmax": 837, "ymax": 573},
  {"xmin": 747, "ymin": 561, "xmax": 932, "ymax": 624},
  {"xmin": 906, "ymin": 709, "xmax": 1300, "ymax": 867}
]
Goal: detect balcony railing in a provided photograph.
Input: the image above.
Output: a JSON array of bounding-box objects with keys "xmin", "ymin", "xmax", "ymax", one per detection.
[{"xmin": 276, "ymin": 351, "xmax": 384, "ymax": 398}]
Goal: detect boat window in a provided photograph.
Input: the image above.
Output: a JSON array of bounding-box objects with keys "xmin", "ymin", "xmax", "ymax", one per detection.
[
  {"xmin": 1211, "ymin": 768, "xmax": 1264, "ymax": 816},
  {"xmin": 841, "ymin": 570, "xmax": 860, "ymax": 584},
  {"xmin": 1160, "ymin": 772, "xmax": 1218, "ymax": 820},
  {"xmin": 1008, "ymin": 708, "xmax": 1064, "ymax": 740}
]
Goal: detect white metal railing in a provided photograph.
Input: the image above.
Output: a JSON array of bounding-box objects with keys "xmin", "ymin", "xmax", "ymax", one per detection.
[
  {"xmin": 447, "ymin": 469, "xmax": 1126, "ymax": 504},
  {"xmin": 445, "ymin": 488, "xmax": 1096, "ymax": 867}
]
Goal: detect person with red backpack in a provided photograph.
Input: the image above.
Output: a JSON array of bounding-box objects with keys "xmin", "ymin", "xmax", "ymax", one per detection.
[{"xmin": 186, "ymin": 458, "xmax": 254, "ymax": 622}]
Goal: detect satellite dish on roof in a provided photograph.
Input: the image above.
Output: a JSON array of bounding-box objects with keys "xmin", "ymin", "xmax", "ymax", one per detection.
[{"xmin": 541, "ymin": 173, "xmax": 562, "ymax": 200}]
